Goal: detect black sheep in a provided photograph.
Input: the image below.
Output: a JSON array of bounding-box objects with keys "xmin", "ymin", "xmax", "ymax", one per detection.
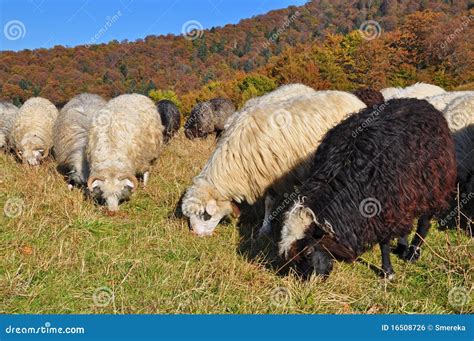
[
  {"xmin": 184, "ymin": 97, "xmax": 235, "ymax": 139},
  {"xmin": 279, "ymin": 98, "xmax": 457, "ymax": 279},
  {"xmin": 157, "ymin": 100, "xmax": 181, "ymax": 143}
]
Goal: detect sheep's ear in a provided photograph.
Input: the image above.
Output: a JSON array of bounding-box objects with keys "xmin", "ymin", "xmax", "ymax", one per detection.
[
  {"xmin": 91, "ymin": 179, "xmax": 102, "ymax": 189},
  {"xmin": 206, "ymin": 199, "xmax": 217, "ymax": 216},
  {"xmin": 123, "ymin": 179, "xmax": 135, "ymax": 189},
  {"xmin": 299, "ymin": 207, "xmax": 316, "ymax": 226}
]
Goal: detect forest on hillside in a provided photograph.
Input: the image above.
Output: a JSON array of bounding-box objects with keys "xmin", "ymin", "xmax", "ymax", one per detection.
[{"xmin": 0, "ymin": 0, "xmax": 473, "ymax": 113}]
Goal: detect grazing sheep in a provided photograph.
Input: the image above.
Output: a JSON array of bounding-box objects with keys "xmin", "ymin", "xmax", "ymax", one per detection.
[
  {"xmin": 86, "ymin": 94, "xmax": 164, "ymax": 211},
  {"xmin": 381, "ymin": 82, "xmax": 446, "ymax": 100},
  {"xmin": 352, "ymin": 88, "xmax": 385, "ymax": 107},
  {"xmin": 181, "ymin": 89, "xmax": 366, "ymax": 236},
  {"xmin": 157, "ymin": 99, "xmax": 181, "ymax": 143},
  {"xmin": 279, "ymin": 99, "xmax": 456, "ymax": 279},
  {"xmin": 439, "ymin": 94, "xmax": 474, "ymax": 230},
  {"xmin": 425, "ymin": 91, "xmax": 474, "ymax": 112},
  {"xmin": 0, "ymin": 102, "xmax": 19, "ymax": 150},
  {"xmin": 10, "ymin": 97, "xmax": 59, "ymax": 166},
  {"xmin": 53, "ymin": 93, "xmax": 107, "ymax": 188},
  {"xmin": 224, "ymin": 84, "xmax": 317, "ymax": 131},
  {"xmin": 184, "ymin": 97, "xmax": 235, "ymax": 139},
  {"xmin": 242, "ymin": 84, "xmax": 316, "ymax": 109}
]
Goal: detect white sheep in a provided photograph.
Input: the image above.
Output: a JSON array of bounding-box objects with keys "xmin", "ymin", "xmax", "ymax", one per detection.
[
  {"xmin": 223, "ymin": 84, "xmax": 317, "ymax": 131},
  {"xmin": 0, "ymin": 102, "xmax": 19, "ymax": 150},
  {"xmin": 381, "ymin": 82, "xmax": 446, "ymax": 100},
  {"xmin": 444, "ymin": 93, "xmax": 474, "ymax": 195},
  {"xmin": 86, "ymin": 94, "xmax": 164, "ymax": 211},
  {"xmin": 426, "ymin": 91, "xmax": 474, "ymax": 111},
  {"xmin": 10, "ymin": 97, "xmax": 59, "ymax": 165},
  {"xmin": 181, "ymin": 88, "xmax": 366, "ymax": 236},
  {"xmin": 53, "ymin": 93, "xmax": 107, "ymax": 189}
]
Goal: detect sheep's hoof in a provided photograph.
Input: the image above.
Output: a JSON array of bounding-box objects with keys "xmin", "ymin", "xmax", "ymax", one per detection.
[
  {"xmin": 402, "ymin": 246, "xmax": 421, "ymax": 263},
  {"xmin": 393, "ymin": 243, "xmax": 408, "ymax": 256}
]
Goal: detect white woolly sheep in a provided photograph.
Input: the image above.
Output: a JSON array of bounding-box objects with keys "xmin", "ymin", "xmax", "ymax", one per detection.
[
  {"xmin": 181, "ymin": 89, "xmax": 366, "ymax": 236},
  {"xmin": 0, "ymin": 102, "xmax": 19, "ymax": 150},
  {"xmin": 223, "ymin": 84, "xmax": 317, "ymax": 131},
  {"xmin": 53, "ymin": 93, "xmax": 107, "ymax": 189},
  {"xmin": 86, "ymin": 94, "xmax": 164, "ymax": 211},
  {"xmin": 381, "ymin": 82, "xmax": 446, "ymax": 100},
  {"xmin": 444, "ymin": 93, "xmax": 474, "ymax": 195},
  {"xmin": 425, "ymin": 91, "xmax": 474, "ymax": 112},
  {"xmin": 10, "ymin": 97, "xmax": 59, "ymax": 166}
]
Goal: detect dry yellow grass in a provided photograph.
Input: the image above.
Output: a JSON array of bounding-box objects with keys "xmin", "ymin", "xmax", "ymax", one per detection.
[{"xmin": 0, "ymin": 132, "xmax": 472, "ymax": 314}]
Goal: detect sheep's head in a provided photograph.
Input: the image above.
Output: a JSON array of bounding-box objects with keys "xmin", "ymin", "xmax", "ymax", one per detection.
[
  {"xmin": 87, "ymin": 173, "xmax": 138, "ymax": 212},
  {"xmin": 279, "ymin": 203, "xmax": 334, "ymax": 279},
  {"xmin": 181, "ymin": 178, "xmax": 239, "ymax": 236},
  {"xmin": 16, "ymin": 134, "xmax": 48, "ymax": 166}
]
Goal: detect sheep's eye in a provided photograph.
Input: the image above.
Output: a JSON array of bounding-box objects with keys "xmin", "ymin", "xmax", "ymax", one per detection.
[{"xmin": 202, "ymin": 212, "xmax": 212, "ymax": 221}]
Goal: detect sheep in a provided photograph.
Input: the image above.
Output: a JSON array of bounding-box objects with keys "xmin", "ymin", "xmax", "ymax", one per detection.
[
  {"xmin": 184, "ymin": 97, "xmax": 235, "ymax": 139},
  {"xmin": 223, "ymin": 84, "xmax": 317, "ymax": 131},
  {"xmin": 181, "ymin": 89, "xmax": 367, "ymax": 236},
  {"xmin": 53, "ymin": 93, "xmax": 107, "ymax": 189},
  {"xmin": 279, "ymin": 98, "xmax": 457, "ymax": 280},
  {"xmin": 425, "ymin": 91, "xmax": 474, "ymax": 112},
  {"xmin": 352, "ymin": 88, "xmax": 385, "ymax": 107},
  {"xmin": 10, "ymin": 97, "xmax": 59, "ymax": 166},
  {"xmin": 439, "ymin": 93, "xmax": 474, "ymax": 231},
  {"xmin": 0, "ymin": 102, "xmax": 19, "ymax": 150},
  {"xmin": 157, "ymin": 99, "xmax": 181, "ymax": 143},
  {"xmin": 86, "ymin": 94, "xmax": 164, "ymax": 211},
  {"xmin": 381, "ymin": 82, "xmax": 446, "ymax": 100}
]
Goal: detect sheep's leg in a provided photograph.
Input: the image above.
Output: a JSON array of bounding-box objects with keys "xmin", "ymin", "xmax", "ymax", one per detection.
[
  {"xmin": 143, "ymin": 171, "xmax": 150, "ymax": 187},
  {"xmin": 380, "ymin": 240, "xmax": 395, "ymax": 280},
  {"xmin": 393, "ymin": 235, "xmax": 409, "ymax": 255},
  {"xmin": 259, "ymin": 194, "xmax": 275, "ymax": 236},
  {"xmin": 403, "ymin": 215, "xmax": 431, "ymax": 263}
]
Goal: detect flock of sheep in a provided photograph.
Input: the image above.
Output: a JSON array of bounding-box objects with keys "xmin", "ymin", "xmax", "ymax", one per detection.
[{"xmin": 1, "ymin": 82, "xmax": 472, "ymax": 280}]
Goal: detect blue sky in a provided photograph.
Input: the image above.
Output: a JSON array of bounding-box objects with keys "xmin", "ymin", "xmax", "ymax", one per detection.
[{"xmin": 0, "ymin": 0, "xmax": 307, "ymax": 51}]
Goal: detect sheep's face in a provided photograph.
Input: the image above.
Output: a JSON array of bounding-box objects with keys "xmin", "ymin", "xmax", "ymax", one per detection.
[
  {"xmin": 279, "ymin": 204, "xmax": 334, "ymax": 279},
  {"xmin": 88, "ymin": 174, "xmax": 138, "ymax": 212},
  {"xmin": 16, "ymin": 135, "xmax": 47, "ymax": 166},
  {"xmin": 182, "ymin": 181, "xmax": 237, "ymax": 236}
]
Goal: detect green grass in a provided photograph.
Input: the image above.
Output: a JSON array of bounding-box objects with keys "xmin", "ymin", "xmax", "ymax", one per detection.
[{"xmin": 0, "ymin": 133, "xmax": 472, "ymax": 314}]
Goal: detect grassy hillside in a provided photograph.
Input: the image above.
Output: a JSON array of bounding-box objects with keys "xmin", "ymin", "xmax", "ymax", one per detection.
[{"xmin": 0, "ymin": 132, "xmax": 472, "ymax": 314}]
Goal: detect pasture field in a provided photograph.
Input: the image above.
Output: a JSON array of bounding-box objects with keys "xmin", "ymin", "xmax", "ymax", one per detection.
[{"xmin": 0, "ymin": 133, "xmax": 472, "ymax": 314}]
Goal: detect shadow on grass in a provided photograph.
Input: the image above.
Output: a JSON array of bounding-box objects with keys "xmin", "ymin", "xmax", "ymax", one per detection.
[{"xmin": 235, "ymin": 198, "xmax": 292, "ymax": 277}]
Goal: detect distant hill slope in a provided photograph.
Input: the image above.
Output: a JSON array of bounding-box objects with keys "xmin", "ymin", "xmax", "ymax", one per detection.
[{"xmin": 0, "ymin": 0, "xmax": 472, "ymax": 107}]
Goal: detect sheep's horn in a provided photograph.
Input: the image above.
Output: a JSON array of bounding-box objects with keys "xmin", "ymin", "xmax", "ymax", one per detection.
[
  {"xmin": 87, "ymin": 176, "xmax": 105, "ymax": 191},
  {"xmin": 119, "ymin": 174, "xmax": 139, "ymax": 192}
]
